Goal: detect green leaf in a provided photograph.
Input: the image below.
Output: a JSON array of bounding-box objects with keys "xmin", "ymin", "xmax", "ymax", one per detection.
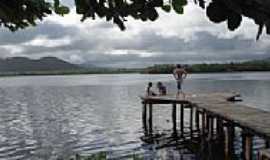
[
  {"xmin": 180, "ymin": 0, "xmax": 188, "ymax": 6},
  {"xmin": 54, "ymin": 0, "xmax": 60, "ymax": 8},
  {"xmin": 53, "ymin": 0, "xmax": 70, "ymax": 16},
  {"xmin": 172, "ymin": 5, "xmax": 184, "ymax": 14},
  {"xmin": 172, "ymin": 0, "xmax": 186, "ymax": 14},
  {"xmin": 162, "ymin": 5, "xmax": 171, "ymax": 12},
  {"xmin": 55, "ymin": 6, "xmax": 70, "ymax": 16},
  {"xmin": 227, "ymin": 12, "xmax": 242, "ymax": 31},
  {"xmin": 75, "ymin": 0, "xmax": 88, "ymax": 14},
  {"xmin": 147, "ymin": 9, "xmax": 158, "ymax": 21}
]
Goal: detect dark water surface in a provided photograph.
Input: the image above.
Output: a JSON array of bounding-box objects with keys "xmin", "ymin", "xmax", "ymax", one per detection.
[{"xmin": 0, "ymin": 72, "xmax": 270, "ymax": 160}]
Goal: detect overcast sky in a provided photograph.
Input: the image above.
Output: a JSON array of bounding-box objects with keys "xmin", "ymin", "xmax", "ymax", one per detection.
[{"xmin": 0, "ymin": 0, "xmax": 269, "ymax": 68}]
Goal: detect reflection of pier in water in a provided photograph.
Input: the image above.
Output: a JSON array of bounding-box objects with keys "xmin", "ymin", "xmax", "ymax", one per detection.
[{"xmin": 140, "ymin": 93, "xmax": 270, "ymax": 160}]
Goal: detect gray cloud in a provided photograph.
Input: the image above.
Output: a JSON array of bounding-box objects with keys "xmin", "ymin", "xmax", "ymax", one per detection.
[
  {"xmin": 0, "ymin": 3, "xmax": 269, "ymax": 67},
  {"xmin": 0, "ymin": 22, "xmax": 77, "ymax": 46},
  {"xmin": 80, "ymin": 31, "xmax": 270, "ymax": 67}
]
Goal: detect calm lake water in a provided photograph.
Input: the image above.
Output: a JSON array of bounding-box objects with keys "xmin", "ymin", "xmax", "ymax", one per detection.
[{"xmin": 0, "ymin": 72, "xmax": 270, "ymax": 160}]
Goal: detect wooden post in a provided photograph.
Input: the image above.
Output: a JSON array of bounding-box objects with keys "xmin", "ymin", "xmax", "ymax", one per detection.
[
  {"xmin": 265, "ymin": 140, "xmax": 270, "ymax": 148},
  {"xmin": 225, "ymin": 122, "xmax": 235, "ymax": 160},
  {"xmin": 258, "ymin": 149, "xmax": 270, "ymax": 160},
  {"xmin": 190, "ymin": 105, "xmax": 193, "ymax": 138},
  {"xmin": 180, "ymin": 104, "xmax": 184, "ymax": 136},
  {"xmin": 205, "ymin": 112, "xmax": 211, "ymax": 137},
  {"xmin": 202, "ymin": 109, "xmax": 206, "ymax": 136},
  {"xmin": 149, "ymin": 103, "xmax": 153, "ymax": 134},
  {"xmin": 142, "ymin": 102, "xmax": 147, "ymax": 133},
  {"xmin": 207, "ymin": 115, "xmax": 212, "ymax": 140},
  {"xmin": 242, "ymin": 130, "xmax": 253, "ymax": 160},
  {"xmin": 216, "ymin": 117, "xmax": 224, "ymax": 140},
  {"xmin": 172, "ymin": 103, "xmax": 177, "ymax": 134},
  {"xmin": 195, "ymin": 108, "xmax": 200, "ymax": 134},
  {"xmin": 210, "ymin": 116, "xmax": 214, "ymax": 139}
]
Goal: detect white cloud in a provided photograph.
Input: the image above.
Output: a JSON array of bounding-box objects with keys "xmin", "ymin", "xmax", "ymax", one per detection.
[
  {"xmin": 23, "ymin": 36, "xmax": 72, "ymax": 47},
  {"xmin": 46, "ymin": 8, "xmax": 82, "ymax": 27},
  {"xmin": 68, "ymin": 54, "xmax": 84, "ymax": 64},
  {"xmin": 0, "ymin": 45, "xmax": 24, "ymax": 55}
]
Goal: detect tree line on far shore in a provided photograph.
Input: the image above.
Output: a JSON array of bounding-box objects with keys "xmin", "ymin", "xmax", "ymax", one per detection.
[
  {"xmin": 142, "ymin": 59, "xmax": 270, "ymax": 74},
  {"xmin": 1, "ymin": 58, "xmax": 270, "ymax": 76}
]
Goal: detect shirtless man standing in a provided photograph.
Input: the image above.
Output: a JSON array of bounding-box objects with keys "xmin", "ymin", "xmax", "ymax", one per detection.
[{"xmin": 173, "ymin": 64, "xmax": 187, "ymax": 95}]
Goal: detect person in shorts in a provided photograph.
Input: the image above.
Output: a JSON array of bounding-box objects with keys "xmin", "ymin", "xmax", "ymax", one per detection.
[{"xmin": 173, "ymin": 64, "xmax": 187, "ymax": 95}]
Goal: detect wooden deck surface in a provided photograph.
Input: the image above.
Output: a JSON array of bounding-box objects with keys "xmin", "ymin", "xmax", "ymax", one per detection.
[
  {"xmin": 141, "ymin": 92, "xmax": 239, "ymax": 104},
  {"xmin": 141, "ymin": 92, "xmax": 270, "ymax": 139}
]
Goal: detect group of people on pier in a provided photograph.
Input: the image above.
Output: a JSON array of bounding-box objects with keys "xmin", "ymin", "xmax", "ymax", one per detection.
[
  {"xmin": 146, "ymin": 64, "xmax": 188, "ymax": 96},
  {"xmin": 146, "ymin": 81, "xmax": 167, "ymax": 96}
]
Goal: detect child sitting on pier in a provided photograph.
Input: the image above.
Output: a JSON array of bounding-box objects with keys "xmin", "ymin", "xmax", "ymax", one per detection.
[
  {"xmin": 157, "ymin": 82, "xmax": 167, "ymax": 95},
  {"xmin": 146, "ymin": 82, "xmax": 157, "ymax": 96}
]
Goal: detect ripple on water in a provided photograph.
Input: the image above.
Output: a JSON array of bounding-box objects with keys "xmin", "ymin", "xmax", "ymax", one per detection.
[{"xmin": 0, "ymin": 74, "xmax": 269, "ymax": 159}]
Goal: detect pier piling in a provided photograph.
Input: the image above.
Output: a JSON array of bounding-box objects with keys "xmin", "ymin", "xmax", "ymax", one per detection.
[
  {"xmin": 140, "ymin": 92, "xmax": 270, "ymax": 160},
  {"xmin": 142, "ymin": 102, "xmax": 147, "ymax": 132},
  {"xmin": 172, "ymin": 103, "xmax": 177, "ymax": 134},
  {"xmin": 180, "ymin": 104, "xmax": 184, "ymax": 136},
  {"xmin": 242, "ymin": 131, "xmax": 253, "ymax": 160},
  {"xmin": 202, "ymin": 109, "xmax": 206, "ymax": 136},
  {"xmin": 190, "ymin": 105, "xmax": 194, "ymax": 138},
  {"xmin": 195, "ymin": 107, "xmax": 200, "ymax": 133},
  {"xmin": 148, "ymin": 103, "xmax": 153, "ymax": 134},
  {"xmin": 224, "ymin": 122, "xmax": 235, "ymax": 159}
]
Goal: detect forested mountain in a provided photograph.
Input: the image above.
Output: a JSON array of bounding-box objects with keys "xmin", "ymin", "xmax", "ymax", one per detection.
[{"xmin": 0, "ymin": 57, "xmax": 80, "ymax": 72}]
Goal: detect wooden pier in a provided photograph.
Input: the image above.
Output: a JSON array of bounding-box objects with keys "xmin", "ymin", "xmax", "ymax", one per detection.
[{"xmin": 140, "ymin": 92, "xmax": 270, "ymax": 160}]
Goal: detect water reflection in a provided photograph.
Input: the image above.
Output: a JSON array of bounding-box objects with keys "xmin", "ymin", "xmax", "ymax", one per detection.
[
  {"xmin": 140, "ymin": 128, "xmax": 230, "ymax": 160},
  {"xmin": 0, "ymin": 73, "xmax": 269, "ymax": 159}
]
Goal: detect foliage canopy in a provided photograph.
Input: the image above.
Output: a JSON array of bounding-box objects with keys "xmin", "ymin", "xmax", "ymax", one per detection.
[
  {"xmin": 0, "ymin": 0, "xmax": 70, "ymax": 31},
  {"xmin": 0, "ymin": 0, "xmax": 269, "ymax": 39}
]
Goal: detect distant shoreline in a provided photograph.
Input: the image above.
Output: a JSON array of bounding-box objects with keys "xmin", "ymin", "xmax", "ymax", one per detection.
[
  {"xmin": 1, "ymin": 57, "xmax": 270, "ymax": 77},
  {"xmin": 1, "ymin": 70, "xmax": 270, "ymax": 78}
]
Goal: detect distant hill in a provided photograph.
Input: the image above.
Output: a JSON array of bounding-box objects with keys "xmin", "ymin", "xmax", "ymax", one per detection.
[{"xmin": 0, "ymin": 57, "xmax": 81, "ymax": 72}]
